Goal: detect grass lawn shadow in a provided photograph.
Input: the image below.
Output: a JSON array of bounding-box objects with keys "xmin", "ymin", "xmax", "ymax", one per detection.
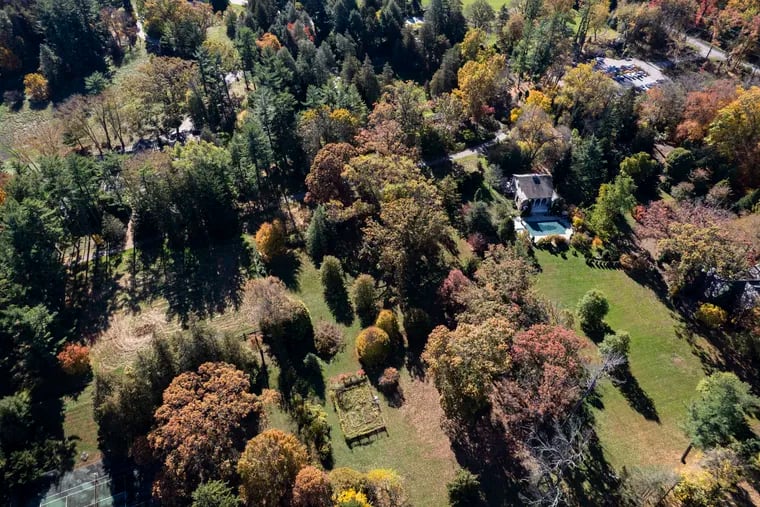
[
  {"xmin": 614, "ymin": 366, "xmax": 660, "ymax": 422},
  {"xmin": 268, "ymin": 251, "xmax": 302, "ymax": 290}
]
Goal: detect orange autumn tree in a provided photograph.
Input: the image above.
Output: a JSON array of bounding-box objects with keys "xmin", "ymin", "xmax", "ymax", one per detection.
[
  {"xmin": 57, "ymin": 343, "xmax": 90, "ymax": 376},
  {"xmin": 255, "ymin": 219, "xmax": 286, "ymax": 262},
  {"xmin": 148, "ymin": 362, "xmax": 260, "ymax": 502},
  {"xmin": 237, "ymin": 429, "xmax": 309, "ymax": 506}
]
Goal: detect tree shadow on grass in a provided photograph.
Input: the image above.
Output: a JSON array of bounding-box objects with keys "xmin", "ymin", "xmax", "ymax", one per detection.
[
  {"xmin": 614, "ymin": 366, "xmax": 660, "ymax": 422},
  {"xmin": 324, "ymin": 285, "xmax": 354, "ymax": 326},
  {"xmin": 581, "ymin": 322, "xmax": 614, "ymax": 343},
  {"xmin": 162, "ymin": 239, "xmax": 250, "ymax": 326},
  {"xmin": 268, "ymin": 251, "xmax": 302, "ymax": 291},
  {"xmin": 565, "ymin": 432, "xmax": 623, "ymax": 506},
  {"xmin": 445, "ymin": 415, "xmax": 524, "ymax": 507}
]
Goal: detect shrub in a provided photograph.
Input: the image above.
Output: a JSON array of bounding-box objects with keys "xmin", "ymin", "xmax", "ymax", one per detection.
[
  {"xmin": 447, "ymin": 469, "xmax": 483, "ymax": 507},
  {"xmin": 599, "ymin": 331, "xmax": 631, "ymax": 362},
  {"xmin": 352, "ymin": 274, "xmax": 378, "ymax": 327},
  {"xmin": 377, "ymin": 367, "xmax": 400, "ymax": 394},
  {"xmin": 695, "ymin": 303, "xmax": 728, "ymax": 329},
  {"xmin": 320, "ymin": 256, "xmax": 345, "ymax": 294},
  {"xmin": 191, "ymin": 481, "xmax": 238, "ymax": 507},
  {"xmin": 291, "ymin": 395, "xmax": 332, "ymax": 462},
  {"xmin": 375, "ymin": 310, "xmax": 401, "ymax": 345},
  {"xmin": 293, "ymin": 466, "xmax": 332, "ymax": 507},
  {"xmin": 570, "ymin": 232, "xmax": 592, "ymax": 253},
  {"xmin": 666, "ymin": 147, "xmax": 695, "ymax": 183},
  {"xmin": 255, "ymin": 219, "xmax": 286, "ymax": 262},
  {"xmin": 23, "ymin": 73, "xmax": 49, "ymax": 102},
  {"xmin": 260, "ymin": 297, "xmax": 314, "ymax": 351},
  {"xmin": 355, "ymin": 326, "xmax": 391, "ymax": 368},
  {"xmin": 535, "ymin": 234, "xmax": 568, "ymax": 251},
  {"xmin": 673, "ymin": 471, "xmax": 722, "ymax": 507},
  {"xmin": 329, "ymin": 468, "xmax": 367, "ymax": 494},
  {"xmin": 365, "ymin": 468, "xmax": 408, "ymax": 507},
  {"xmin": 57, "ymin": 343, "xmax": 91, "ymax": 376},
  {"xmin": 577, "ymin": 289, "xmax": 609, "ymax": 331},
  {"xmin": 314, "ymin": 321, "xmax": 345, "ymax": 359},
  {"xmin": 334, "ymin": 489, "xmax": 371, "ymax": 507},
  {"xmin": 464, "ymin": 201, "xmax": 495, "ymax": 237}
]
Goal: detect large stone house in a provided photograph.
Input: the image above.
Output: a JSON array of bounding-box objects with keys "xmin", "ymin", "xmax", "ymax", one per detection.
[{"xmin": 512, "ymin": 174, "xmax": 558, "ymax": 215}]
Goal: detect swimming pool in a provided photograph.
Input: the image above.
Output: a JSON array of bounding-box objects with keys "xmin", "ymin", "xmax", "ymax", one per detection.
[{"xmin": 519, "ymin": 218, "xmax": 571, "ymax": 238}]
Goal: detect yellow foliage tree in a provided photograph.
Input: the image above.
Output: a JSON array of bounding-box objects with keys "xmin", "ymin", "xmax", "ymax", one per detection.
[
  {"xmin": 455, "ymin": 54, "xmax": 506, "ymax": 122},
  {"xmin": 256, "ymin": 32, "xmax": 281, "ymax": 51},
  {"xmin": 460, "ymin": 28, "xmax": 486, "ymax": 61},
  {"xmin": 23, "ymin": 73, "xmax": 49, "ymax": 103},
  {"xmin": 707, "ymin": 86, "xmax": 760, "ymax": 187},
  {"xmin": 237, "ymin": 429, "xmax": 308, "ymax": 506},
  {"xmin": 255, "ymin": 219, "xmax": 286, "ymax": 262},
  {"xmin": 554, "ymin": 63, "xmax": 615, "ymax": 122}
]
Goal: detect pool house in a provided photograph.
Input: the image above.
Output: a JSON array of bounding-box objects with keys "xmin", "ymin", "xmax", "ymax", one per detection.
[{"xmin": 511, "ymin": 174, "xmax": 573, "ymax": 240}]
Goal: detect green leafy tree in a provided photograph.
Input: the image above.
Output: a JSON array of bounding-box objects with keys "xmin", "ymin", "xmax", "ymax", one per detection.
[
  {"xmin": 587, "ymin": 173, "xmax": 636, "ymax": 241},
  {"xmin": 447, "ymin": 469, "xmax": 484, "ymax": 507},
  {"xmin": 192, "ymin": 481, "xmax": 239, "ymax": 507},
  {"xmin": 685, "ymin": 372, "xmax": 760, "ymax": 449},
  {"xmin": 620, "ymin": 152, "xmax": 659, "ymax": 185},
  {"xmin": 577, "ymin": 289, "xmax": 609, "ymax": 332},
  {"xmin": 598, "ymin": 331, "xmax": 631, "ymax": 362},
  {"xmin": 320, "ymin": 256, "xmax": 353, "ymax": 323}
]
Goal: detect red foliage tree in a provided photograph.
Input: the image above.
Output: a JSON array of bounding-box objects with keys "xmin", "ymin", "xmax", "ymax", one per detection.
[
  {"xmin": 496, "ymin": 325, "xmax": 586, "ymax": 429},
  {"xmin": 305, "ymin": 143, "xmax": 356, "ymax": 204},
  {"xmin": 437, "ymin": 269, "xmax": 471, "ymax": 324}
]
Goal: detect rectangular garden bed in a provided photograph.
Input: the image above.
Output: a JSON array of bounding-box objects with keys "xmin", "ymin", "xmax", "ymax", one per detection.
[{"xmin": 331, "ymin": 376, "xmax": 386, "ymax": 445}]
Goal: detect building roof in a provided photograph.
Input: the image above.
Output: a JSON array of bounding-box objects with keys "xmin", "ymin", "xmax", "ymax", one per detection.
[{"xmin": 513, "ymin": 174, "xmax": 556, "ymax": 200}]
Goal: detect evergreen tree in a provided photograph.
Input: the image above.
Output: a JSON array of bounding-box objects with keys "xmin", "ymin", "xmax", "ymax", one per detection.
[{"xmin": 306, "ymin": 205, "xmax": 330, "ymax": 265}]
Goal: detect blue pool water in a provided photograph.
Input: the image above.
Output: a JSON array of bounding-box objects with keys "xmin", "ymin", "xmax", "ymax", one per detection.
[{"xmin": 522, "ymin": 219, "xmax": 569, "ymax": 237}]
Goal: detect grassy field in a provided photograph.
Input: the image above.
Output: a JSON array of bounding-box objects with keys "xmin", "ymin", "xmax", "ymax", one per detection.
[
  {"xmin": 63, "ymin": 384, "xmax": 101, "ymax": 464},
  {"xmin": 534, "ymin": 250, "xmax": 709, "ymax": 471},
  {"xmin": 284, "ymin": 255, "xmax": 458, "ymax": 506}
]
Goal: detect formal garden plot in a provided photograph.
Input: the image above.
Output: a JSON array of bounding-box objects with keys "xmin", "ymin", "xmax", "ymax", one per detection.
[{"xmin": 331, "ymin": 375, "xmax": 387, "ymax": 445}]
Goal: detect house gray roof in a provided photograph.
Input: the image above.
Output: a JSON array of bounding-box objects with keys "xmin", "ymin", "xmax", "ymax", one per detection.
[{"xmin": 513, "ymin": 174, "xmax": 556, "ymax": 200}]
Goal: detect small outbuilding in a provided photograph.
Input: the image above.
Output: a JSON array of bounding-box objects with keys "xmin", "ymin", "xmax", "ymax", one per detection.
[{"xmin": 512, "ymin": 174, "xmax": 558, "ymax": 215}]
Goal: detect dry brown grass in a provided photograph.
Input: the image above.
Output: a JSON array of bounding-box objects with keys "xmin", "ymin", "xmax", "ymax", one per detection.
[{"xmin": 90, "ymin": 306, "xmax": 177, "ymax": 372}]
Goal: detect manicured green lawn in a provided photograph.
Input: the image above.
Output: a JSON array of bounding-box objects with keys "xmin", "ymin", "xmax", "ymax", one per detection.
[
  {"xmin": 284, "ymin": 255, "xmax": 458, "ymax": 507},
  {"xmin": 63, "ymin": 383, "xmax": 101, "ymax": 464},
  {"xmin": 534, "ymin": 250, "xmax": 707, "ymax": 471}
]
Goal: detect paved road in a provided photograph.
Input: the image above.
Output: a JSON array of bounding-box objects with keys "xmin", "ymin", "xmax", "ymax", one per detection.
[{"xmin": 681, "ymin": 32, "xmax": 760, "ymax": 75}]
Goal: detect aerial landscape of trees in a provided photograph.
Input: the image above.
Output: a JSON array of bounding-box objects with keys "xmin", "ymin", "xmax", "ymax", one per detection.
[{"xmin": 1, "ymin": 0, "xmax": 760, "ymax": 504}]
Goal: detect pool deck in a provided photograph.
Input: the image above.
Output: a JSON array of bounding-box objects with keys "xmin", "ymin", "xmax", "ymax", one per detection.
[{"xmin": 514, "ymin": 215, "xmax": 573, "ymax": 241}]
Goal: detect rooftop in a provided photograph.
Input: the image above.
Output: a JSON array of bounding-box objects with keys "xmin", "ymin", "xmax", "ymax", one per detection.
[{"xmin": 513, "ymin": 174, "xmax": 556, "ymax": 200}]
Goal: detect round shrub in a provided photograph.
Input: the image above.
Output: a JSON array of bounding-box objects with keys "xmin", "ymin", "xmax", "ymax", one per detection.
[
  {"xmin": 352, "ymin": 274, "xmax": 378, "ymax": 327},
  {"xmin": 293, "ymin": 466, "xmax": 332, "ymax": 507},
  {"xmin": 320, "ymin": 256, "xmax": 345, "ymax": 295},
  {"xmin": 695, "ymin": 303, "xmax": 728, "ymax": 329},
  {"xmin": 571, "ymin": 232, "xmax": 592, "ymax": 253},
  {"xmin": 365, "ymin": 468, "xmax": 408, "ymax": 507},
  {"xmin": 577, "ymin": 289, "xmax": 609, "ymax": 331},
  {"xmin": 314, "ymin": 321, "xmax": 345, "ymax": 359},
  {"xmin": 260, "ymin": 297, "xmax": 314, "ymax": 350},
  {"xmin": 377, "ymin": 367, "xmax": 400, "ymax": 394},
  {"xmin": 599, "ymin": 331, "xmax": 631, "ymax": 362},
  {"xmin": 334, "ymin": 489, "xmax": 371, "ymax": 507},
  {"xmin": 375, "ymin": 309, "xmax": 401, "ymax": 345},
  {"xmin": 355, "ymin": 326, "xmax": 391, "ymax": 368},
  {"xmin": 329, "ymin": 468, "xmax": 367, "ymax": 494}
]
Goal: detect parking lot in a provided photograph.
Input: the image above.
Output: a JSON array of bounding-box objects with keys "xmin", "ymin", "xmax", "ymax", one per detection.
[{"xmin": 594, "ymin": 57, "xmax": 669, "ymax": 91}]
